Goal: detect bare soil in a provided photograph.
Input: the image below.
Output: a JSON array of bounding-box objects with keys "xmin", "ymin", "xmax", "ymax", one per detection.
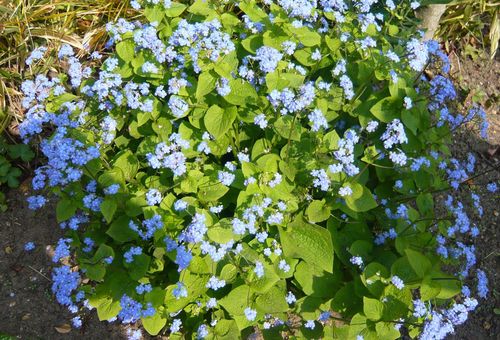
[{"xmin": 0, "ymin": 185, "xmax": 125, "ymax": 339}]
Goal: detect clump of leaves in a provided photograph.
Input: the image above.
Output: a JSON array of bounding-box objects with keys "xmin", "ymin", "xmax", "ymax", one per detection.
[
  {"xmin": 20, "ymin": 1, "xmax": 495, "ymax": 339},
  {"xmin": 0, "ymin": 136, "xmax": 33, "ymax": 188}
]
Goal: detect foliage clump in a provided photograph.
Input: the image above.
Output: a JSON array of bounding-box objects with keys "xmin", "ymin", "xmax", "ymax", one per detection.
[{"xmin": 21, "ymin": 0, "xmax": 495, "ymax": 339}]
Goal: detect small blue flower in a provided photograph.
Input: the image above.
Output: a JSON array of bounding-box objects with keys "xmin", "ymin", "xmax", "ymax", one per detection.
[{"xmin": 24, "ymin": 242, "xmax": 35, "ymax": 251}]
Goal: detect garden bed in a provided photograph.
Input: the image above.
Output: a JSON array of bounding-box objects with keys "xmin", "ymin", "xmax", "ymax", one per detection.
[{"xmin": 1, "ymin": 50, "xmax": 499, "ymax": 339}]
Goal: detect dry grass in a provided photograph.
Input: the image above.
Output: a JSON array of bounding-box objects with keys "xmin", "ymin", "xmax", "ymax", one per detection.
[
  {"xmin": 437, "ymin": 0, "xmax": 499, "ymax": 59},
  {"xmin": 0, "ymin": 0, "xmax": 138, "ymax": 137}
]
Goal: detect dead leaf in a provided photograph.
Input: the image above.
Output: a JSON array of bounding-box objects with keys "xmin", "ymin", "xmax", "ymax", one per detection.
[
  {"xmin": 22, "ymin": 313, "xmax": 31, "ymax": 320},
  {"xmin": 45, "ymin": 245, "xmax": 55, "ymax": 258},
  {"xmin": 55, "ymin": 323, "xmax": 72, "ymax": 334},
  {"xmin": 5, "ymin": 246, "xmax": 12, "ymax": 254}
]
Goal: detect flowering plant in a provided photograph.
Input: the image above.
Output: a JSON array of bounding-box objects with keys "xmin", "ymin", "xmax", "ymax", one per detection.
[{"xmin": 21, "ymin": 0, "xmax": 494, "ymax": 339}]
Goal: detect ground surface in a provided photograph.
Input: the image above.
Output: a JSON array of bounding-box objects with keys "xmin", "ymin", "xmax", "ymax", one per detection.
[
  {"xmin": 0, "ymin": 187, "xmax": 126, "ymax": 339},
  {"xmin": 0, "ymin": 53, "xmax": 498, "ymax": 339}
]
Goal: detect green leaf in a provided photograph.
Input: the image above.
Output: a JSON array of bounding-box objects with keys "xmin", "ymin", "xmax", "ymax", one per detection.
[
  {"xmin": 204, "ymin": 105, "xmax": 236, "ymax": 139},
  {"xmin": 294, "ymin": 261, "xmax": 338, "ymax": 297},
  {"xmin": 382, "ymin": 285, "xmax": 411, "ymax": 321},
  {"xmin": 420, "ymin": 276, "xmax": 441, "ymax": 301},
  {"xmin": 404, "ymin": 249, "xmax": 432, "ymax": 278},
  {"xmin": 93, "ymin": 244, "xmax": 115, "ymax": 262},
  {"xmin": 370, "ymin": 97, "xmax": 400, "ymax": 123},
  {"xmin": 92, "ymin": 297, "xmax": 121, "ymax": 321},
  {"xmin": 187, "ymin": 0, "xmax": 218, "ymax": 18},
  {"xmin": 239, "ymin": 0, "xmax": 268, "ymax": 21},
  {"xmin": 345, "ymin": 184, "xmax": 378, "ymax": 212},
  {"xmin": 142, "ymin": 312, "xmax": 167, "ymax": 335},
  {"xmin": 223, "ymin": 78, "xmax": 258, "ymax": 106},
  {"xmin": 256, "ymin": 285, "xmax": 288, "ymax": 313},
  {"xmin": 432, "ymin": 272, "xmax": 461, "ymax": 299},
  {"xmin": 213, "ymin": 319, "xmax": 240, "ymax": 339},
  {"xmin": 144, "ymin": 5, "xmax": 165, "ymax": 23},
  {"xmin": 241, "ymin": 35, "xmax": 263, "ymax": 53},
  {"xmin": 376, "ymin": 322, "xmax": 400, "ymax": 339},
  {"xmin": 100, "ymin": 198, "xmax": 117, "ymax": 223},
  {"xmin": 325, "ymin": 36, "xmax": 341, "ymax": 53},
  {"xmin": 98, "ymin": 168, "xmax": 125, "ymax": 187},
  {"xmin": 7, "ymin": 144, "xmax": 34, "ymax": 162},
  {"xmin": 125, "ymin": 253, "xmax": 150, "ymax": 280},
  {"xmin": 250, "ymin": 261, "xmax": 280, "ymax": 293},
  {"xmin": 198, "ymin": 176, "xmax": 230, "ymax": 201},
  {"xmin": 420, "ymin": 0, "xmax": 454, "ymax": 4},
  {"xmin": 402, "ymin": 109, "xmax": 419, "ymax": 135},
  {"xmin": 274, "ymin": 115, "xmax": 302, "ymax": 142},
  {"xmin": 164, "ymin": 2, "xmax": 187, "ymax": 17},
  {"xmin": 56, "ymin": 199, "xmax": 77, "ymax": 222},
  {"xmin": 323, "ymin": 130, "xmax": 340, "ymax": 150},
  {"xmin": 416, "ymin": 193, "xmax": 434, "ymax": 217},
  {"xmin": 280, "ymin": 215, "xmax": 334, "ymax": 273},
  {"xmin": 196, "ymin": 71, "xmax": 217, "ymax": 100},
  {"xmin": 116, "ymin": 40, "xmax": 135, "ymax": 62},
  {"xmin": 112, "ymin": 150, "xmax": 139, "ymax": 181},
  {"xmin": 214, "ymin": 50, "xmax": 239, "ymax": 78},
  {"xmin": 219, "ymin": 285, "xmax": 254, "ymax": 330},
  {"xmin": 390, "ymin": 257, "xmax": 419, "ymax": 283},
  {"xmin": 106, "ymin": 215, "xmax": 138, "ymax": 243},
  {"xmin": 363, "ymin": 297, "xmax": 384, "ymax": 321},
  {"xmin": 288, "ymin": 26, "xmax": 321, "ymax": 47},
  {"xmin": 305, "ymin": 199, "xmax": 331, "ymax": 223}
]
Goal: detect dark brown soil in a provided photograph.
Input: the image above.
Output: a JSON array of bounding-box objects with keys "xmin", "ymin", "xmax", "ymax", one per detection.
[
  {"xmin": 447, "ymin": 131, "xmax": 500, "ymax": 340},
  {"xmin": 0, "ymin": 185, "xmax": 126, "ymax": 339},
  {"xmin": 446, "ymin": 53, "xmax": 500, "ymax": 340}
]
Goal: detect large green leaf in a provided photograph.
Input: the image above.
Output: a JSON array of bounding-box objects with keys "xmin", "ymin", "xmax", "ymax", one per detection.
[
  {"xmin": 142, "ymin": 312, "xmax": 167, "ymax": 335},
  {"xmin": 223, "ymin": 78, "xmax": 258, "ymax": 106},
  {"xmin": 100, "ymin": 197, "xmax": 117, "ymax": 223},
  {"xmin": 204, "ymin": 105, "xmax": 236, "ymax": 139},
  {"xmin": 56, "ymin": 198, "xmax": 77, "ymax": 222},
  {"xmin": 196, "ymin": 71, "xmax": 217, "ymax": 100},
  {"xmin": 405, "ymin": 249, "xmax": 432, "ymax": 278},
  {"xmin": 256, "ymin": 284, "xmax": 288, "ymax": 314},
  {"xmin": 294, "ymin": 261, "xmax": 338, "ymax": 297},
  {"xmin": 345, "ymin": 183, "xmax": 378, "ymax": 212},
  {"xmin": 305, "ymin": 199, "xmax": 331, "ymax": 223},
  {"xmin": 112, "ymin": 150, "xmax": 139, "ymax": 181},
  {"xmin": 116, "ymin": 40, "xmax": 135, "ymax": 62},
  {"xmin": 164, "ymin": 2, "xmax": 187, "ymax": 17},
  {"xmin": 274, "ymin": 115, "xmax": 302, "ymax": 142},
  {"xmin": 363, "ymin": 297, "xmax": 384, "ymax": 321},
  {"xmin": 288, "ymin": 26, "xmax": 321, "ymax": 47},
  {"xmin": 370, "ymin": 97, "xmax": 400, "ymax": 123},
  {"xmin": 219, "ymin": 285, "xmax": 255, "ymax": 330},
  {"xmin": 280, "ymin": 215, "xmax": 334, "ymax": 273},
  {"xmin": 106, "ymin": 215, "xmax": 138, "ymax": 243}
]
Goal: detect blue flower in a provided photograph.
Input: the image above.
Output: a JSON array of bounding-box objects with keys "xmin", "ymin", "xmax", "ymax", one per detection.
[
  {"xmin": 24, "ymin": 242, "xmax": 35, "ymax": 251},
  {"xmin": 124, "ymin": 246, "xmax": 142, "ymax": 263},
  {"xmin": 27, "ymin": 195, "xmax": 46, "ymax": 210},
  {"xmin": 51, "ymin": 265, "xmax": 80, "ymax": 309},
  {"xmin": 254, "ymin": 46, "xmax": 283, "ymax": 74}
]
